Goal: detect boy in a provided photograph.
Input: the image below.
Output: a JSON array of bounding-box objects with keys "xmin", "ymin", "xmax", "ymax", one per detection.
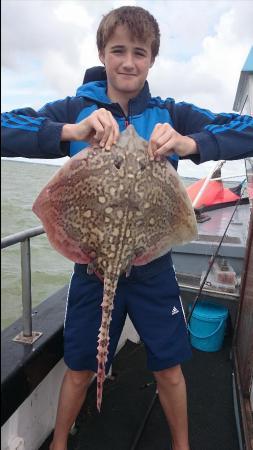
[{"xmin": 2, "ymin": 6, "xmax": 253, "ymax": 450}]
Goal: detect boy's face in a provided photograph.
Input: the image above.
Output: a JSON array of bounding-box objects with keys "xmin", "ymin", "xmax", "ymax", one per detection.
[{"xmin": 99, "ymin": 25, "xmax": 154, "ymax": 103}]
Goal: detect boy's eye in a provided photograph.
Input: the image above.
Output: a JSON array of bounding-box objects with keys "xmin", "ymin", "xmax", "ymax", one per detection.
[{"xmin": 111, "ymin": 49, "xmax": 146, "ymax": 57}]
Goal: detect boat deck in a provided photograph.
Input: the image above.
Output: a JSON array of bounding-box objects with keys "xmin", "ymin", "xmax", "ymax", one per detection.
[
  {"xmin": 172, "ymin": 203, "xmax": 251, "ymax": 293},
  {"xmin": 195, "ymin": 202, "xmax": 250, "ymax": 246},
  {"xmin": 40, "ymin": 334, "xmax": 239, "ymax": 450}
]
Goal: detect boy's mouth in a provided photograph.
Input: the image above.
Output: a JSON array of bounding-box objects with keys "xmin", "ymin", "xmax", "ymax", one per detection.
[{"xmin": 118, "ymin": 73, "xmax": 137, "ymax": 76}]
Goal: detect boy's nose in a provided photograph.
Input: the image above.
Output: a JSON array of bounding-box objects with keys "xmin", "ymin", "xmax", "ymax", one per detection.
[{"xmin": 122, "ymin": 53, "xmax": 135, "ymax": 69}]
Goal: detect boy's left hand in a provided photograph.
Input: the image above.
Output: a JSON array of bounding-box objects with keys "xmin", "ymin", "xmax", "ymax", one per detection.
[{"xmin": 148, "ymin": 123, "xmax": 198, "ymax": 160}]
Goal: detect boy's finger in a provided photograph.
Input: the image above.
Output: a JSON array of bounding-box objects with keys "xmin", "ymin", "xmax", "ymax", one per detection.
[
  {"xmin": 105, "ymin": 129, "xmax": 115, "ymax": 150},
  {"xmin": 155, "ymin": 140, "xmax": 175, "ymax": 157},
  {"xmin": 104, "ymin": 116, "xmax": 120, "ymax": 150},
  {"xmin": 92, "ymin": 118, "xmax": 105, "ymax": 142},
  {"xmin": 99, "ymin": 122, "xmax": 112, "ymax": 148},
  {"xmin": 148, "ymin": 143, "xmax": 155, "ymax": 160}
]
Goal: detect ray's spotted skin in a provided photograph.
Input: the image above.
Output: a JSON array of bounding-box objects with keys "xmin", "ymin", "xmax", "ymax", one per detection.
[{"xmin": 32, "ymin": 125, "xmax": 198, "ymax": 411}]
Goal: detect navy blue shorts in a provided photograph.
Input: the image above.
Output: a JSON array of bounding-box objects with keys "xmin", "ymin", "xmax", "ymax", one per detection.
[{"xmin": 64, "ymin": 261, "xmax": 192, "ymax": 373}]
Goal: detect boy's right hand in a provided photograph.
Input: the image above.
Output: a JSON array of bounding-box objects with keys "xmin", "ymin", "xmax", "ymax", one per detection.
[{"xmin": 61, "ymin": 108, "xmax": 120, "ymax": 150}]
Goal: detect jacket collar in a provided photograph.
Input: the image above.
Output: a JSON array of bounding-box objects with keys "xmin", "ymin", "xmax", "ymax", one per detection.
[{"xmin": 76, "ymin": 80, "xmax": 151, "ymax": 117}]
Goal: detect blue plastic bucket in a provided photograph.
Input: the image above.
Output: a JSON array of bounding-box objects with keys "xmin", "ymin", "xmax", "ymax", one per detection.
[{"xmin": 188, "ymin": 302, "xmax": 228, "ymax": 352}]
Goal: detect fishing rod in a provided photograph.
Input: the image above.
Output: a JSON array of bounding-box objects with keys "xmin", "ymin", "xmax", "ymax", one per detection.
[
  {"xmin": 209, "ymin": 174, "xmax": 245, "ymax": 181},
  {"xmin": 129, "ymin": 388, "xmax": 158, "ymax": 450}
]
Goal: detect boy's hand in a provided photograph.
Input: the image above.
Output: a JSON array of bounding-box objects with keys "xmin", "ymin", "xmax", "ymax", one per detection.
[
  {"xmin": 62, "ymin": 108, "xmax": 120, "ymax": 150},
  {"xmin": 148, "ymin": 123, "xmax": 198, "ymax": 160}
]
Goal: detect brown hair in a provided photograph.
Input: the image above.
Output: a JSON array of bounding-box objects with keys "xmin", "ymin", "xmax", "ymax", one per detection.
[{"xmin": 96, "ymin": 6, "xmax": 160, "ymax": 60}]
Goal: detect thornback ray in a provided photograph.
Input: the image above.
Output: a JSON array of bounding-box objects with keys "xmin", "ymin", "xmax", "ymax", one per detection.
[{"xmin": 32, "ymin": 125, "xmax": 198, "ymax": 411}]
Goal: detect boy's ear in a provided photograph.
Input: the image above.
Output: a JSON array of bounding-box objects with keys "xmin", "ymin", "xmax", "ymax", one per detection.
[{"xmin": 99, "ymin": 51, "xmax": 105, "ymax": 65}]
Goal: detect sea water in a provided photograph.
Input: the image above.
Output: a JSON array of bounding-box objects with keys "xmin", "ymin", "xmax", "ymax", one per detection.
[{"xmin": 1, "ymin": 160, "xmax": 73, "ymax": 330}]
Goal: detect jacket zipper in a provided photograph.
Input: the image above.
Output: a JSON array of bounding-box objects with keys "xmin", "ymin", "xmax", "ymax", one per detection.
[
  {"xmin": 126, "ymin": 102, "xmax": 132, "ymax": 128},
  {"xmin": 116, "ymin": 104, "xmax": 130, "ymax": 128}
]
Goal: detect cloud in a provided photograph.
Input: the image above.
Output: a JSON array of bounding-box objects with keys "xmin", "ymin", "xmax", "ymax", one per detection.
[
  {"xmin": 1, "ymin": 0, "xmax": 252, "ymax": 178},
  {"xmin": 1, "ymin": 0, "xmax": 100, "ymax": 98},
  {"xmin": 148, "ymin": 2, "xmax": 253, "ymax": 111},
  {"xmin": 2, "ymin": 0, "xmax": 252, "ymax": 111},
  {"xmin": 1, "ymin": 1, "xmax": 92, "ymax": 66}
]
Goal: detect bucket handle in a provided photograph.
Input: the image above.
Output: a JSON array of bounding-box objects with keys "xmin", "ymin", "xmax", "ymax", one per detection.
[{"xmin": 188, "ymin": 319, "xmax": 225, "ymax": 339}]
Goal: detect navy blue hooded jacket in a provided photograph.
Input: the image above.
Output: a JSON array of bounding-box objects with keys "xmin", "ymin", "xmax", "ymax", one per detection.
[
  {"xmin": 1, "ymin": 66, "xmax": 253, "ymax": 165},
  {"xmin": 1, "ymin": 66, "xmax": 253, "ymax": 276}
]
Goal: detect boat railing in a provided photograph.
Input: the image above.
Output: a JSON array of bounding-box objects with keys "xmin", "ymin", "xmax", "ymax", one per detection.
[{"xmin": 1, "ymin": 225, "xmax": 45, "ymax": 344}]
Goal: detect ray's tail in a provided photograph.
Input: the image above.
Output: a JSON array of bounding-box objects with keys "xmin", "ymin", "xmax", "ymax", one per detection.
[{"xmin": 96, "ymin": 274, "xmax": 119, "ymax": 412}]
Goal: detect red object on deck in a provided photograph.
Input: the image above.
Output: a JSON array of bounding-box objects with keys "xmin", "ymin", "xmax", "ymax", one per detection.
[{"xmin": 187, "ymin": 179, "xmax": 240, "ymax": 208}]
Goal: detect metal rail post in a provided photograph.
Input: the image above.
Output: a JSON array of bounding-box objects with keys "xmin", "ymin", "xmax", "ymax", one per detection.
[
  {"xmin": 20, "ymin": 238, "xmax": 32, "ymax": 337},
  {"xmin": 1, "ymin": 226, "xmax": 44, "ymax": 344}
]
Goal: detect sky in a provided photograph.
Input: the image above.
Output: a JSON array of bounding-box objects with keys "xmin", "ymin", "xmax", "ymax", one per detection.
[{"xmin": 1, "ymin": 0, "xmax": 253, "ymax": 179}]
